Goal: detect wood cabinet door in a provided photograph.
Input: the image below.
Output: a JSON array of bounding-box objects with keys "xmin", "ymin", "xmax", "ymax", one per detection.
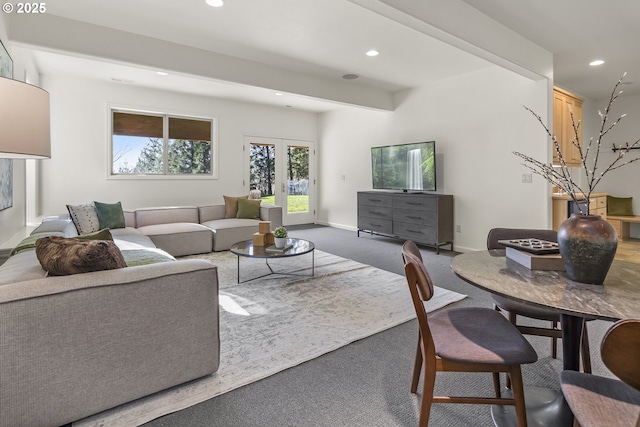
[{"xmin": 553, "ymin": 88, "xmax": 584, "ymax": 167}]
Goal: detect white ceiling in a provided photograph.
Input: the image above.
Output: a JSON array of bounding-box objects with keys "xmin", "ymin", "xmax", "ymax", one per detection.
[
  {"xmin": 7, "ymin": 0, "xmax": 639, "ymax": 110},
  {"xmin": 460, "ymin": 0, "xmax": 640, "ymax": 100}
]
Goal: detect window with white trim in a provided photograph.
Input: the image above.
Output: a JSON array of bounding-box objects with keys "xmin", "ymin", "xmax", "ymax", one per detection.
[{"xmin": 111, "ymin": 110, "xmax": 215, "ymax": 177}]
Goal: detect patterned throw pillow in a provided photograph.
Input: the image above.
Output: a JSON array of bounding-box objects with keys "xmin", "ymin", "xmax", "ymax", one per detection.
[{"xmin": 67, "ymin": 203, "xmax": 100, "ymax": 235}]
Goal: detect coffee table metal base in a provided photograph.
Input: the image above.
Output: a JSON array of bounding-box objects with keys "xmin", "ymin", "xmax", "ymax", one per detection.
[
  {"xmin": 236, "ymin": 251, "xmax": 315, "ymax": 283},
  {"xmin": 230, "ymin": 238, "xmax": 316, "ymax": 284}
]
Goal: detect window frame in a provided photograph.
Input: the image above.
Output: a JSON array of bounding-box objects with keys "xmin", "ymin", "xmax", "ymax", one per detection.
[{"xmin": 108, "ymin": 106, "xmax": 218, "ymax": 180}]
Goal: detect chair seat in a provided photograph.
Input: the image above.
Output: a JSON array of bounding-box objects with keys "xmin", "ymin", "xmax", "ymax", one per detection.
[
  {"xmin": 430, "ymin": 307, "xmax": 538, "ymax": 365},
  {"xmin": 561, "ymin": 370, "xmax": 640, "ymax": 427}
]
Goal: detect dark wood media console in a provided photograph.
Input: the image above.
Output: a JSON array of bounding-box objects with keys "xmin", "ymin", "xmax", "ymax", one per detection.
[{"xmin": 357, "ymin": 191, "xmax": 454, "ymax": 254}]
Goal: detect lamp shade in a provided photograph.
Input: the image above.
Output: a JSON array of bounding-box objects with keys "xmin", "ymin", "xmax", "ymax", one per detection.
[{"xmin": 0, "ymin": 77, "xmax": 50, "ymax": 159}]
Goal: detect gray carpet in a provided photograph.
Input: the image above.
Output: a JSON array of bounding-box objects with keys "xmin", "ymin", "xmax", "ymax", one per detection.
[{"xmin": 141, "ymin": 225, "xmax": 614, "ymax": 427}]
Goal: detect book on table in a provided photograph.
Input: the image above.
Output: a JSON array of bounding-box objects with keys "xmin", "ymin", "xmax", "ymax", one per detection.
[
  {"xmin": 506, "ymin": 246, "xmax": 565, "ymax": 271},
  {"xmin": 266, "ymin": 244, "xmax": 293, "ymax": 253}
]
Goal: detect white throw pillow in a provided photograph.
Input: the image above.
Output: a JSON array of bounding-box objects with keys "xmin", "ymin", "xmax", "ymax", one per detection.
[{"xmin": 30, "ymin": 219, "xmax": 73, "ymax": 235}]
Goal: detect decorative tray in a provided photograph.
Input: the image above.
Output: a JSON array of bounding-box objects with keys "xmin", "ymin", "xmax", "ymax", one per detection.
[{"xmin": 497, "ymin": 238, "xmax": 560, "ymax": 255}]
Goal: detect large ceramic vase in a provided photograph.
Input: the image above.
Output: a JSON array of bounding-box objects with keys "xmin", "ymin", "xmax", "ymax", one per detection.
[{"xmin": 557, "ymin": 213, "xmax": 618, "ymax": 285}]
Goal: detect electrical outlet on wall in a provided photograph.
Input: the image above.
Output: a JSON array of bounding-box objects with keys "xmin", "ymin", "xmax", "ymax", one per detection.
[
  {"xmin": 522, "ymin": 173, "xmax": 533, "ymax": 183},
  {"xmin": 456, "ymin": 224, "xmax": 461, "ymax": 233}
]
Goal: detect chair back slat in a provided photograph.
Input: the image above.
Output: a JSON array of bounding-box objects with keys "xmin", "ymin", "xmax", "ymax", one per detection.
[
  {"xmin": 402, "ymin": 244, "xmax": 434, "ymax": 302},
  {"xmin": 601, "ymin": 319, "xmax": 640, "ymax": 391},
  {"xmin": 402, "ymin": 240, "xmax": 423, "ymax": 262},
  {"xmin": 403, "ymin": 252, "xmax": 437, "ymax": 364}
]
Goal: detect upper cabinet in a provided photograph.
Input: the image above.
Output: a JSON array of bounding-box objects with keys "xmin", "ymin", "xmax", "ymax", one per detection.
[{"xmin": 553, "ymin": 87, "xmax": 584, "ymax": 167}]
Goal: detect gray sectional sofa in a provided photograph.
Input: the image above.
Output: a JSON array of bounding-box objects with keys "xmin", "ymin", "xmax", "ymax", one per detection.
[
  {"xmin": 0, "ymin": 201, "xmax": 282, "ymax": 427},
  {"xmin": 127, "ymin": 203, "xmax": 282, "ymax": 253}
]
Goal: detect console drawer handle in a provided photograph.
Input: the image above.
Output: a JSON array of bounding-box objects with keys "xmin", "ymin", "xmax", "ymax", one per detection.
[
  {"xmin": 406, "ymin": 229, "xmax": 423, "ymax": 234},
  {"xmin": 407, "ymin": 216, "xmax": 422, "ymax": 220}
]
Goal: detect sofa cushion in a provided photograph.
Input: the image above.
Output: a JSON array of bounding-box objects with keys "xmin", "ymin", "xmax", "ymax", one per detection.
[
  {"xmin": 223, "ymin": 195, "xmax": 248, "ymax": 218},
  {"xmin": 202, "ymin": 218, "xmax": 261, "ymax": 251},
  {"xmin": 94, "ymin": 201, "xmax": 126, "ymax": 229},
  {"xmin": 35, "ymin": 236, "xmax": 127, "ymax": 276},
  {"xmin": 198, "ymin": 205, "xmax": 226, "ymax": 223},
  {"xmin": 236, "ymin": 198, "xmax": 261, "ymax": 219},
  {"xmin": 110, "ymin": 227, "xmax": 157, "ymax": 250},
  {"xmin": 135, "ymin": 206, "xmax": 200, "ymax": 227},
  {"xmin": 0, "ymin": 251, "xmax": 48, "ymax": 285},
  {"xmin": 67, "ymin": 202, "xmax": 100, "ymax": 235}
]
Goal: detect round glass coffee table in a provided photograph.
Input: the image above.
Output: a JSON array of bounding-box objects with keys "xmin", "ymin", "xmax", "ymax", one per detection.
[{"xmin": 230, "ymin": 238, "xmax": 315, "ymax": 283}]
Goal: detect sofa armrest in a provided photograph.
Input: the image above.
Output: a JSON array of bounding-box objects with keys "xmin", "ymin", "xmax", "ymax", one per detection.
[
  {"xmin": 124, "ymin": 210, "xmax": 136, "ymax": 228},
  {"xmin": 260, "ymin": 204, "xmax": 282, "ymax": 228},
  {"xmin": 0, "ymin": 260, "xmax": 220, "ymax": 427}
]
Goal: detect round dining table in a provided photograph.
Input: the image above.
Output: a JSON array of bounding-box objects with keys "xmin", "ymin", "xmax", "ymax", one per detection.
[{"xmin": 451, "ymin": 249, "xmax": 640, "ymax": 426}]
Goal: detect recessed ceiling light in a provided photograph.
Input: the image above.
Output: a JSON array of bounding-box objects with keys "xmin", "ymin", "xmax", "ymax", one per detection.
[
  {"xmin": 366, "ymin": 50, "xmax": 379, "ymax": 57},
  {"xmin": 589, "ymin": 60, "xmax": 605, "ymax": 66},
  {"xmin": 206, "ymin": 0, "xmax": 224, "ymax": 7},
  {"xmin": 275, "ymin": 92, "xmax": 283, "ymax": 96},
  {"xmin": 157, "ymin": 71, "xmax": 168, "ymax": 76},
  {"xmin": 343, "ymin": 74, "xmax": 359, "ymax": 80}
]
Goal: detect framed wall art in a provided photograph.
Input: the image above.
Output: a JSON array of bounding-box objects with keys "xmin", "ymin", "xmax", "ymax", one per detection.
[{"xmin": 0, "ymin": 159, "xmax": 12, "ymax": 210}]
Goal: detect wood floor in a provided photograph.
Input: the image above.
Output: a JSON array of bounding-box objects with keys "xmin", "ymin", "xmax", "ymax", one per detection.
[{"xmin": 615, "ymin": 239, "xmax": 640, "ymax": 263}]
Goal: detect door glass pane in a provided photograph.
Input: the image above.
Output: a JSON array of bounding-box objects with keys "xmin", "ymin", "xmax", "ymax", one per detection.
[
  {"xmin": 249, "ymin": 143, "xmax": 276, "ymax": 204},
  {"xmin": 286, "ymin": 145, "xmax": 309, "ymax": 213}
]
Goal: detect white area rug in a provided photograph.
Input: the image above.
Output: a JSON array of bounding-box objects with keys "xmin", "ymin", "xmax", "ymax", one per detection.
[{"xmin": 73, "ymin": 250, "xmax": 466, "ymax": 427}]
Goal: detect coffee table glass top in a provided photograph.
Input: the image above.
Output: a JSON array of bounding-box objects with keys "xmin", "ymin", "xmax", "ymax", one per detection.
[{"xmin": 230, "ymin": 238, "xmax": 315, "ymax": 258}]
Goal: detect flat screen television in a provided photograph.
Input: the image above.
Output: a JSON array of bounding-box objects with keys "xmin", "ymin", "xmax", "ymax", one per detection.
[{"xmin": 371, "ymin": 141, "xmax": 436, "ymax": 191}]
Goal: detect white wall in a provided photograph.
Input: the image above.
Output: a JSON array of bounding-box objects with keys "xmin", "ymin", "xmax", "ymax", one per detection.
[
  {"xmin": 38, "ymin": 74, "xmax": 318, "ymax": 215},
  {"xmin": 318, "ymin": 66, "xmax": 550, "ymax": 252},
  {"xmin": 0, "ymin": 17, "xmax": 28, "ymax": 244}
]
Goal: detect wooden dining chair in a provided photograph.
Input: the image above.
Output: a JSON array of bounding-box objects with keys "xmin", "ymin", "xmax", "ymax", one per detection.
[
  {"xmin": 560, "ymin": 319, "xmax": 640, "ymax": 427},
  {"xmin": 402, "ymin": 241, "xmax": 538, "ymax": 427},
  {"xmin": 487, "ymin": 228, "xmax": 592, "ymax": 376}
]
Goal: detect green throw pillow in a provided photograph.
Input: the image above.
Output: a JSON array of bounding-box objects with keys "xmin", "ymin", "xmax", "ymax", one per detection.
[
  {"xmin": 94, "ymin": 201, "xmax": 126, "ymax": 229},
  {"xmin": 607, "ymin": 196, "xmax": 634, "ymax": 216},
  {"xmin": 236, "ymin": 198, "xmax": 261, "ymax": 219},
  {"xmin": 224, "ymin": 195, "xmax": 248, "ymax": 218},
  {"xmin": 76, "ymin": 228, "xmax": 114, "ymax": 241}
]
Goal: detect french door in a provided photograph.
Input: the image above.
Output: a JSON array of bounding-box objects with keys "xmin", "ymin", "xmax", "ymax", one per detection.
[{"xmin": 244, "ymin": 136, "xmax": 315, "ymax": 225}]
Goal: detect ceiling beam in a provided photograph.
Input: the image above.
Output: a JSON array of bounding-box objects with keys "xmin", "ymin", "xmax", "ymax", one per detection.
[{"xmin": 7, "ymin": 13, "xmax": 395, "ymax": 111}]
